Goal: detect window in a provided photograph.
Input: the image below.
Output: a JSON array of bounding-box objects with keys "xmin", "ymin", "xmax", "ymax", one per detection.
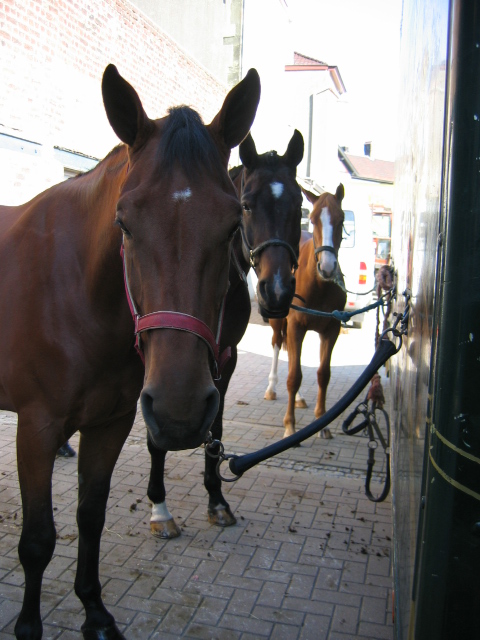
[{"xmin": 342, "ymin": 210, "xmax": 355, "ymax": 248}]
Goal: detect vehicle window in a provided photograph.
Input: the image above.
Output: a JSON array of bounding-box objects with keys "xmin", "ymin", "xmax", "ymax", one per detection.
[
  {"xmin": 373, "ymin": 214, "xmax": 391, "ymax": 238},
  {"xmin": 342, "ymin": 210, "xmax": 355, "ymax": 248}
]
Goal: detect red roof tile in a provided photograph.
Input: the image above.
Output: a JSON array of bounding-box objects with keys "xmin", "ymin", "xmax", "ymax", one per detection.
[
  {"xmin": 339, "ymin": 149, "xmax": 395, "ymax": 183},
  {"xmin": 294, "ymin": 52, "xmax": 327, "ymax": 66}
]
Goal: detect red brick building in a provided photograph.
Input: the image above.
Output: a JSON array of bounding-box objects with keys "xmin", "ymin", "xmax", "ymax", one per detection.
[{"xmin": 0, "ymin": 0, "xmax": 227, "ymax": 204}]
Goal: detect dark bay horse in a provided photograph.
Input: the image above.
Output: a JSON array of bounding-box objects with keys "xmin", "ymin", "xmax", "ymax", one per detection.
[
  {"xmin": 0, "ymin": 64, "xmax": 260, "ymax": 640},
  {"xmin": 147, "ymin": 129, "xmax": 304, "ymax": 537},
  {"xmin": 264, "ymin": 184, "xmax": 347, "ymax": 439}
]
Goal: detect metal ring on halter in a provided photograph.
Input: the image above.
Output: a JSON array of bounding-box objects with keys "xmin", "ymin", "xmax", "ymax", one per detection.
[
  {"xmin": 205, "ymin": 435, "xmax": 243, "ymax": 482},
  {"xmin": 216, "ymin": 455, "xmax": 243, "ymax": 483},
  {"xmin": 205, "ymin": 438, "xmax": 224, "ymax": 458},
  {"xmin": 380, "ymin": 327, "xmax": 403, "ymax": 353}
]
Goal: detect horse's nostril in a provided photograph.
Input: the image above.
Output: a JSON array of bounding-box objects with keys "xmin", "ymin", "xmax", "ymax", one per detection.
[{"xmin": 258, "ymin": 280, "xmax": 267, "ymax": 299}]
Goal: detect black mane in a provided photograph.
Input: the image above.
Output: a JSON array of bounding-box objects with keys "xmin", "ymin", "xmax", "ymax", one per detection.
[{"xmin": 158, "ymin": 106, "xmax": 225, "ymax": 179}]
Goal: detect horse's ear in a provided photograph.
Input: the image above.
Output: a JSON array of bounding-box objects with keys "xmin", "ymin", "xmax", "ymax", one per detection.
[
  {"xmin": 335, "ymin": 183, "xmax": 345, "ymax": 204},
  {"xmin": 301, "ymin": 185, "xmax": 319, "ymax": 205},
  {"xmin": 283, "ymin": 129, "xmax": 304, "ymax": 170},
  {"xmin": 239, "ymin": 133, "xmax": 258, "ymax": 170},
  {"xmin": 102, "ymin": 64, "xmax": 153, "ymax": 148},
  {"xmin": 208, "ymin": 68, "xmax": 261, "ymax": 161}
]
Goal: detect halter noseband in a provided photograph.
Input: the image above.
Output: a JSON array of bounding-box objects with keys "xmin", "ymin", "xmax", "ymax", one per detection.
[
  {"xmin": 239, "ymin": 169, "xmax": 299, "ymax": 273},
  {"xmin": 312, "ymin": 235, "xmax": 338, "ymax": 278},
  {"xmin": 240, "ymin": 226, "xmax": 299, "ymax": 272},
  {"xmin": 120, "ymin": 243, "xmax": 230, "ymax": 380}
]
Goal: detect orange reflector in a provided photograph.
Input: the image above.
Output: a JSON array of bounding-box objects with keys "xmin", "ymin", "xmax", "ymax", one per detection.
[{"xmin": 359, "ymin": 275, "xmax": 367, "ymax": 284}]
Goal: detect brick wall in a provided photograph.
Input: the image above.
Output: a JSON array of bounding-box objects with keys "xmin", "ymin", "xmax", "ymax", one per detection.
[{"xmin": 0, "ymin": 0, "xmax": 226, "ymax": 203}]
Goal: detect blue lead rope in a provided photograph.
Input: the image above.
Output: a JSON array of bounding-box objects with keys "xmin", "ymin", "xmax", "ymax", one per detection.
[{"xmin": 290, "ymin": 290, "xmax": 391, "ymax": 324}]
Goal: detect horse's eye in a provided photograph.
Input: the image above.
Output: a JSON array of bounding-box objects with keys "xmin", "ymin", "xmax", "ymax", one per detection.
[
  {"xmin": 242, "ymin": 202, "xmax": 251, "ymax": 214},
  {"xmin": 114, "ymin": 217, "xmax": 132, "ymax": 239}
]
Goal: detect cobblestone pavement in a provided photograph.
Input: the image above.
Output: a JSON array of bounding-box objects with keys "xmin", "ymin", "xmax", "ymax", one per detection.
[{"xmin": 0, "ymin": 307, "xmax": 393, "ymax": 639}]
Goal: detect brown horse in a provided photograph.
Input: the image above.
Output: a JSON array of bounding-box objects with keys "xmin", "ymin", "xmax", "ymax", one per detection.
[
  {"xmin": 264, "ymin": 184, "xmax": 347, "ymax": 439},
  {"xmin": 0, "ymin": 65, "xmax": 260, "ymax": 640},
  {"xmin": 146, "ymin": 129, "xmax": 304, "ymax": 537}
]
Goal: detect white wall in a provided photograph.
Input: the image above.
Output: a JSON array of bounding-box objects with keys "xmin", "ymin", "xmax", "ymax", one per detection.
[
  {"xmin": 241, "ymin": 0, "xmax": 344, "ymax": 185},
  {"xmin": 241, "ymin": 0, "xmax": 295, "ymax": 155}
]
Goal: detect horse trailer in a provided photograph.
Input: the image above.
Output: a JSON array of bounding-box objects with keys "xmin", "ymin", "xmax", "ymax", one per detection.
[{"xmin": 389, "ymin": 0, "xmax": 480, "ymax": 637}]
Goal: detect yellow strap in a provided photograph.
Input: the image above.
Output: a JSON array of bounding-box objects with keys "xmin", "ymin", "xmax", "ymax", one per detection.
[
  {"xmin": 428, "ymin": 449, "xmax": 480, "ymax": 502},
  {"xmin": 431, "ymin": 424, "xmax": 480, "ymax": 466}
]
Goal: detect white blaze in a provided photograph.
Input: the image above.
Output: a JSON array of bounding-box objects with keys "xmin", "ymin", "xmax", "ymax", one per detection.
[
  {"xmin": 319, "ymin": 206, "xmax": 336, "ymax": 275},
  {"xmin": 172, "ymin": 187, "xmax": 192, "ymax": 202},
  {"xmin": 270, "ymin": 182, "xmax": 284, "ymax": 199}
]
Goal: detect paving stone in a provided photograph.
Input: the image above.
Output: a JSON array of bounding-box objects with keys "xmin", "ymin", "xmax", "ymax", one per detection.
[{"xmin": 0, "ymin": 311, "xmax": 393, "ymax": 638}]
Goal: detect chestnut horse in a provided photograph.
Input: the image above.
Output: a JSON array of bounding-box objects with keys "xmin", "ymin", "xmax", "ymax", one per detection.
[
  {"xmin": 146, "ymin": 129, "xmax": 304, "ymax": 537},
  {"xmin": 0, "ymin": 65, "xmax": 260, "ymax": 640},
  {"xmin": 264, "ymin": 184, "xmax": 347, "ymax": 439}
]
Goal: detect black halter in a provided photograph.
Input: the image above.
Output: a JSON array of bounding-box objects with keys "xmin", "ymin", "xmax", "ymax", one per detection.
[
  {"xmin": 312, "ymin": 234, "xmax": 338, "ymax": 278},
  {"xmin": 239, "ymin": 168, "xmax": 299, "ymax": 273},
  {"xmin": 240, "ymin": 226, "xmax": 299, "ymax": 272}
]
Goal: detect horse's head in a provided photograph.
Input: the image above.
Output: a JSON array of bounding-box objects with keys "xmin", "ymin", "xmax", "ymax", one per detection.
[
  {"xmin": 102, "ymin": 64, "xmax": 260, "ymax": 450},
  {"xmin": 302, "ymin": 184, "xmax": 345, "ymax": 280},
  {"xmin": 234, "ymin": 129, "xmax": 304, "ymax": 318}
]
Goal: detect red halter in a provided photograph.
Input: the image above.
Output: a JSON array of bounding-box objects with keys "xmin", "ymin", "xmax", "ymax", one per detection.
[{"xmin": 120, "ymin": 243, "xmax": 231, "ymax": 380}]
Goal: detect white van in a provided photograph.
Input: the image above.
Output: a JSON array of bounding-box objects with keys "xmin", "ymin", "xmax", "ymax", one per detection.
[{"xmin": 338, "ymin": 199, "xmax": 376, "ymax": 328}]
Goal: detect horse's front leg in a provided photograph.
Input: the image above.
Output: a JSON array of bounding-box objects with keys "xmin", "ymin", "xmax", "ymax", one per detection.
[
  {"xmin": 205, "ymin": 350, "xmax": 237, "ymax": 527},
  {"xmin": 14, "ymin": 411, "xmax": 58, "ymax": 640},
  {"xmin": 315, "ymin": 321, "xmax": 341, "ymax": 439},
  {"xmin": 74, "ymin": 411, "xmax": 134, "ymax": 640},
  {"xmin": 147, "ymin": 438, "xmax": 181, "ymax": 539},
  {"xmin": 283, "ymin": 321, "xmax": 307, "ymax": 438},
  {"xmin": 264, "ymin": 319, "xmax": 284, "ymax": 400}
]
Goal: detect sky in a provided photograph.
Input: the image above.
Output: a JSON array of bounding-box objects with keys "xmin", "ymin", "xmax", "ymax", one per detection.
[{"xmin": 287, "ymin": 0, "xmax": 402, "ymax": 160}]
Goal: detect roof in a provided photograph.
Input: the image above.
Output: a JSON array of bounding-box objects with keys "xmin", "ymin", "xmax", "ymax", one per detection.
[
  {"xmin": 338, "ymin": 147, "xmax": 395, "ymax": 184},
  {"xmin": 293, "ymin": 52, "xmax": 327, "ymax": 66},
  {"xmin": 285, "ymin": 52, "xmax": 346, "ymax": 95}
]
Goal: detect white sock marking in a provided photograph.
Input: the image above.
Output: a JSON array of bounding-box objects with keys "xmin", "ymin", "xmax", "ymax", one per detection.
[
  {"xmin": 266, "ymin": 344, "xmax": 280, "ymax": 396},
  {"xmin": 151, "ymin": 501, "xmax": 174, "ymax": 522}
]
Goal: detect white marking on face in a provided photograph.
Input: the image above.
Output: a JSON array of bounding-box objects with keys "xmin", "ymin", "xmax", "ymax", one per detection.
[
  {"xmin": 151, "ymin": 501, "xmax": 174, "ymax": 522},
  {"xmin": 319, "ymin": 206, "xmax": 337, "ymax": 274},
  {"xmin": 273, "ymin": 268, "xmax": 283, "ymax": 300},
  {"xmin": 172, "ymin": 187, "xmax": 192, "ymax": 202},
  {"xmin": 270, "ymin": 182, "xmax": 284, "ymax": 199}
]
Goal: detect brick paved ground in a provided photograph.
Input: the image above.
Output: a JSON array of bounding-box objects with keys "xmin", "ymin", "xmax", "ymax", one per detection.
[{"xmin": 0, "ymin": 308, "xmax": 393, "ymax": 639}]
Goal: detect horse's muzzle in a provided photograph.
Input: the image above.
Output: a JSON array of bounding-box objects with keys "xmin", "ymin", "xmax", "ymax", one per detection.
[
  {"xmin": 256, "ymin": 276, "xmax": 296, "ymax": 319},
  {"xmin": 140, "ymin": 384, "xmax": 220, "ymax": 451},
  {"xmin": 258, "ymin": 303, "xmax": 290, "ymax": 320}
]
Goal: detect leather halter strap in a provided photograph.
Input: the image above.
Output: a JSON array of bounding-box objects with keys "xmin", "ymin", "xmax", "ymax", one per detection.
[
  {"xmin": 312, "ymin": 235, "xmax": 338, "ymax": 279},
  {"xmin": 241, "ymin": 227, "xmax": 299, "ymax": 272},
  {"xmin": 120, "ymin": 243, "xmax": 230, "ymax": 380},
  {"xmin": 239, "ymin": 169, "xmax": 299, "ymax": 273}
]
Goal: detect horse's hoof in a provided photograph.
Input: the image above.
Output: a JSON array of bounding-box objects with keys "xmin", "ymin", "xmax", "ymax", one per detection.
[
  {"xmin": 82, "ymin": 622, "xmax": 126, "ymax": 640},
  {"xmin": 150, "ymin": 518, "xmax": 181, "ymax": 539},
  {"xmin": 208, "ymin": 506, "xmax": 237, "ymax": 527},
  {"xmin": 264, "ymin": 389, "xmax": 276, "ymax": 401},
  {"xmin": 295, "ymin": 398, "xmax": 308, "ymax": 409},
  {"xmin": 319, "ymin": 427, "xmax": 333, "ymax": 439}
]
